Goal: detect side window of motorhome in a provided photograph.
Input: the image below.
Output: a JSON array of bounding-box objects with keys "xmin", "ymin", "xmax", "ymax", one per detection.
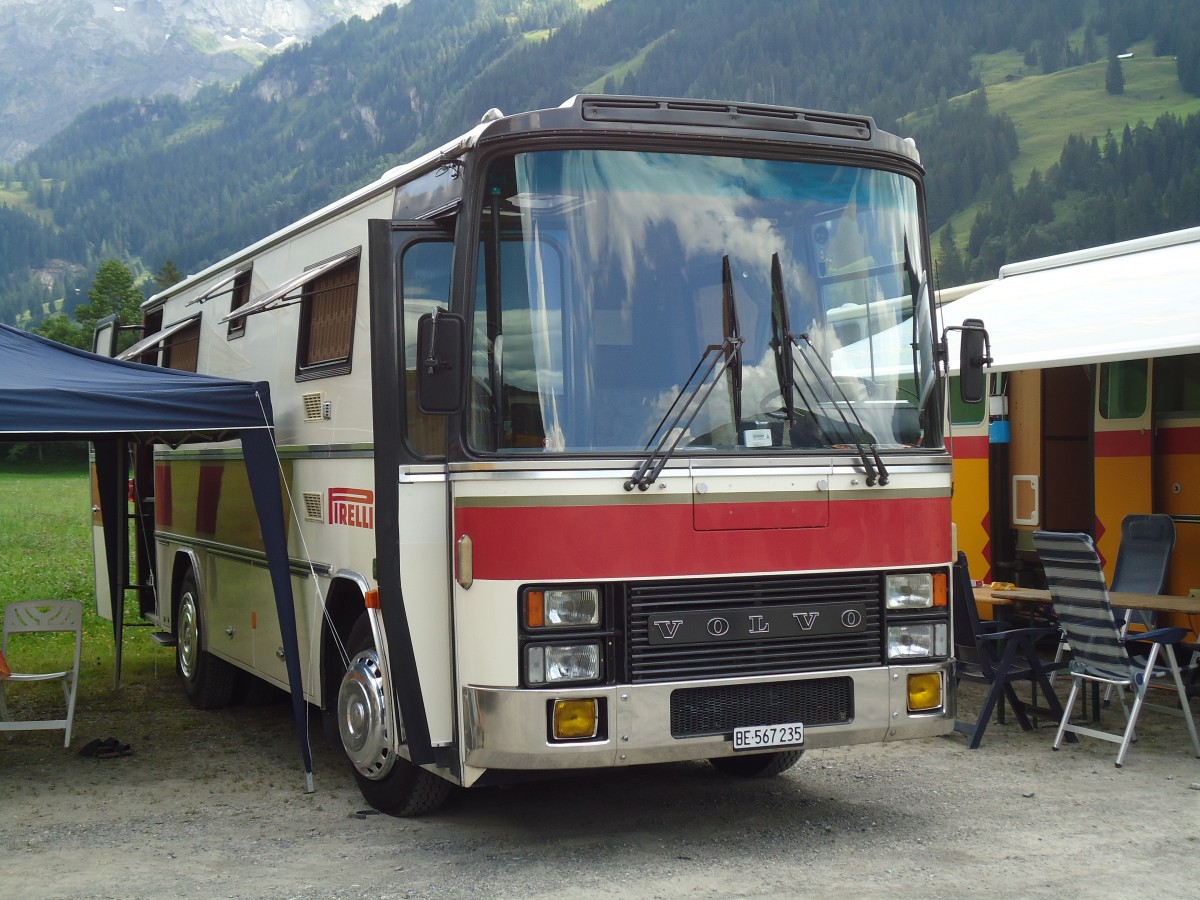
[
  {"xmin": 139, "ymin": 308, "xmax": 164, "ymax": 365},
  {"xmin": 163, "ymin": 318, "xmax": 201, "ymax": 372},
  {"xmin": 1154, "ymin": 353, "xmax": 1200, "ymax": 416},
  {"xmin": 401, "ymin": 240, "xmax": 452, "ymax": 458},
  {"xmin": 1098, "ymin": 359, "xmax": 1147, "ymax": 419},
  {"xmin": 297, "ymin": 254, "xmax": 359, "ymax": 379},
  {"xmin": 226, "ymin": 269, "xmax": 252, "ymax": 339}
]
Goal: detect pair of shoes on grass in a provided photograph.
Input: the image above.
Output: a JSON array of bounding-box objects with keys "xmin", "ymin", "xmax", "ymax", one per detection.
[{"xmin": 78, "ymin": 737, "xmax": 133, "ymax": 759}]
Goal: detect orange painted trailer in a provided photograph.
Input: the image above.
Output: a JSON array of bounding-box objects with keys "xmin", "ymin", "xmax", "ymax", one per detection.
[{"xmin": 943, "ymin": 227, "xmax": 1200, "ymax": 639}]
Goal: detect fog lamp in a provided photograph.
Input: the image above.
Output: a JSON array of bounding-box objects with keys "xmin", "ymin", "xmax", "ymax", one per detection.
[
  {"xmin": 552, "ymin": 698, "xmax": 600, "ymax": 740},
  {"xmin": 907, "ymin": 672, "xmax": 943, "ymax": 711}
]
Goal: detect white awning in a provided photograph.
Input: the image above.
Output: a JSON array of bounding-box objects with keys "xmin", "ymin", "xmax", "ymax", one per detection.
[
  {"xmin": 943, "ymin": 227, "xmax": 1200, "ymax": 374},
  {"xmin": 117, "ymin": 315, "xmax": 199, "ymax": 360},
  {"xmin": 220, "ymin": 249, "xmax": 358, "ymax": 324}
]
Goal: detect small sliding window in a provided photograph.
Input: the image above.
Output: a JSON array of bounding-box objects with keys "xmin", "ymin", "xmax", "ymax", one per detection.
[
  {"xmin": 220, "ymin": 248, "xmax": 359, "ymax": 326},
  {"xmin": 117, "ymin": 314, "xmax": 201, "ymax": 370},
  {"xmin": 296, "ymin": 252, "xmax": 361, "ymax": 380}
]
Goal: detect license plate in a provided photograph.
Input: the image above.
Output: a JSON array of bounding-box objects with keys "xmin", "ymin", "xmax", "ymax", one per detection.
[{"xmin": 732, "ymin": 722, "xmax": 804, "ymax": 751}]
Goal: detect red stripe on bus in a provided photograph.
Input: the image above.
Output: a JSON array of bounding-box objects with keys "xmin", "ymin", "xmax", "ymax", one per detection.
[
  {"xmin": 949, "ymin": 435, "xmax": 989, "ymax": 459},
  {"xmin": 1159, "ymin": 425, "xmax": 1200, "ymax": 455},
  {"xmin": 1094, "ymin": 429, "xmax": 1150, "ymax": 457},
  {"xmin": 196, "ymin": 464, "xmax": 224, "ymax": 535},
  {"xmin": 455, "ymin": 496, "xmax": 951, "ymax": 581}
]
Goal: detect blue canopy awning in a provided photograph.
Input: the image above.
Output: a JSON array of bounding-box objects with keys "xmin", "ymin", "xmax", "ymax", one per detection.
[{"xmin": 0, "ymin": 323, "xmax": 311, "ymax": 789}]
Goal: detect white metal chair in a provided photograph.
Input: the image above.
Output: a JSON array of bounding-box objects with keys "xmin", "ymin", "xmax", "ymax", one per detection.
[
  {"xmin": 0, "ymin": 600, "xmax": 84, "ymax": 747},
  {"xmin": 1033, "ymin": 531, "xmax": 1200, "ymax": 767}
]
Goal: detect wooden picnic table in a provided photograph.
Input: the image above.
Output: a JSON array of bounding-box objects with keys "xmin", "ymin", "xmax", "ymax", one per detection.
[{"xmin": 975, "ymin": 586, "xmax": 1200, "ymax": 617}]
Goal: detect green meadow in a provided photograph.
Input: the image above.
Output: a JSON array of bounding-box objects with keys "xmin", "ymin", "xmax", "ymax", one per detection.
[{"xmin": 0, "ymin": 465, "xmax": 168, "ymax": 715}]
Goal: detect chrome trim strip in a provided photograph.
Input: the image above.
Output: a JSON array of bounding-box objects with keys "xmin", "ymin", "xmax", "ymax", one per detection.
[
  {"xmin": 154, "ymin": 532, "xmax": 331, "ymax": 578},
  {"xmin": 462, "ymin": 663, "xmax": 954, "ymax": 771},
  {"xmin": 446, "ymin": 450, "xmax": 948, "ymax": 475},
  {"xmin": 156, "ymin": 443, "xmax": 375, "ymax": 461}
]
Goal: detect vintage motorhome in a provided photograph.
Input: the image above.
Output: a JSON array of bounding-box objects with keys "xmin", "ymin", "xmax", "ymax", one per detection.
[{"xmin": 101, "ymin": 96, "xmax": 985, "ymax": 813}]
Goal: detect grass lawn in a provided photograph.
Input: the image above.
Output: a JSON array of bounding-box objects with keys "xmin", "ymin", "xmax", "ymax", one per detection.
[{"xmin": 0, "ymin": 463, "xmax": 172, "ymax": 718}]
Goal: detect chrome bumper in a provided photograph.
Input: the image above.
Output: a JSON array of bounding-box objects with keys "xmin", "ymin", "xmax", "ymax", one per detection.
[{"xmin": 462, "ymin": 663, "xmax": 955, "ymax": 774}]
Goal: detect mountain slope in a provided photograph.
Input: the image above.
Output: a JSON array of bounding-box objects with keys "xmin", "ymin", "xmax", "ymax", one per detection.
[
  {"xmin": 3, "ymin": 0, "xmax": 1199, "ymax": 324},
  {"xmin": 0, "ymin": 0, "xmax": 397, "ymax": 163}
]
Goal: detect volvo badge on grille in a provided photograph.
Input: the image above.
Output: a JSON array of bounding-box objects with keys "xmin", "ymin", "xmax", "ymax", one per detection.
[{"xmin": 647, "ymin": 603, "xmax": 867, "ymax": 646}]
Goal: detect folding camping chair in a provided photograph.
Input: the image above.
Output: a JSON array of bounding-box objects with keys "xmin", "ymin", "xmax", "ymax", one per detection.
[
  {"xmin": 951, "ymin": 552, "xmax": 1068, "ymax": 748},
  {"xmin": 1033, "ymin": 531, "xmax": 1200, "ymax": 767},
  {"xmin": 0, "ymin": 600, "xmax": 84, "ymax": 748},
  {"xmin": 1049, "ymin": 513, "xmax": 1176, "ymax": 703}
]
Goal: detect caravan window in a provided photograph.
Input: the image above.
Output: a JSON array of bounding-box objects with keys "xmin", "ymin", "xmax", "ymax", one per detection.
[
  {"xmin": 226, "ymin": 269, "xmax": 253, "ymax": 339},
  {"xmin": 163, "ymin": 318, "xmax": 201, "ymax": 372},
  {"xmin": 297, "ymin": 254, "xmax": 359, "ymax": 380},
  {"xmin": 1098, "ymin": 359, "xmax": 1147, "ymax": 420},
  {"xmin": 1154, "ymin": 354, "xmax": 1200, "ymax": 417}
]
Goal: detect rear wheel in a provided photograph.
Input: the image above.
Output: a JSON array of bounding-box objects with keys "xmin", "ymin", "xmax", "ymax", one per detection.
[
  {"xmin": 337, "ymin": 612, "xmax": 451, "ymax": 816},
  {"xmin": 175, "ymin": 570, "xmax": 236, "ymax": 709},
  {"xmin": 710, "ymin": 749, "xmax": 804, "ymax": 778}
]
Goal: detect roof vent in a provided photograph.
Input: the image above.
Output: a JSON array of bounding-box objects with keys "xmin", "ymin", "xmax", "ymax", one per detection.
[{"xmin": 480, "ymin": 107, "xmax": 504, "ymax": 123}]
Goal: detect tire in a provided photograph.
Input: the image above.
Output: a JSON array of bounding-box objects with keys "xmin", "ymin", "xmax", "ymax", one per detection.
[
  {"xmin": 710, "ymin": 749, "xmax": 804, "ymax": 778},
  {"xmin": 337, "ymin": 612, "xmax": 452, "ymax": 816},
  {"xmin": 175, "ymin": 570, "xmax": 236, "ymax": 709}
]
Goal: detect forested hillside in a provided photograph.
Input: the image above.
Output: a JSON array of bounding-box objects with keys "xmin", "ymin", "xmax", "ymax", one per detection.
[{"xmin": 2, "ymin": 0, "xmax": 1199, "ymax": 329}]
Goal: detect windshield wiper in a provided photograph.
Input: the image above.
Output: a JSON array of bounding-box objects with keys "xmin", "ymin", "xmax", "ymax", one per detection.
[
  {"xmin": 722, "ymin": 255, "xmax": 743, "ymax": 429},
  {"xmin": 769, "ymin": 253, "xmax": 796, "ymax": 430},
  {"xmin": 770, "ymin": 253, "xmax": 888, "ymax": 485},
  {"xmin": 790, "ymin": 333, "xmax": 889, "ymax": 486},
  {"xmin": 625, "ymin": 255, "xmax": 744, "ymax": 492},
  {"xmin": 624, "ymin": 336, "xmax": 743, "ymax": 491}
]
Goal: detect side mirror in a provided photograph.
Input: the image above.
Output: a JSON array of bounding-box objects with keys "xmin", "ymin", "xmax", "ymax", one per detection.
[
  {"xmin": 416, "ymin": 309, "xmax": 466, "ymax": 414},
  {"xmin": 957, "ymin": 317, "xmax": 991, "ymax": 405}
]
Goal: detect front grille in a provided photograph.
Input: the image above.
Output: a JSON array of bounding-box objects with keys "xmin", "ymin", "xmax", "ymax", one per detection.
[
  {"xmin": 671, "ymin": 678, "xmax": 853, "ymax": 737},
  {"xmin": 625, "ymin": 573, "xmax": 882, "ymax": 683}
]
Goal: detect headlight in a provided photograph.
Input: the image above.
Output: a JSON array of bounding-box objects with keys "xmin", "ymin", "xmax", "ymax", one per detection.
[
  {"xmin": 886, "ymin": 572, "xmax": 947, "ymax": 609},
  {"xmin": 526, "ymin": 643, "xmax": 602, "ymax": 684},
  {"xmin": 524, "ymin": 587, "xmax": 601, "ymax": 628},
  {"xmin": 887, "ymin": 623, "xmax": 948, "ymax": 660}
]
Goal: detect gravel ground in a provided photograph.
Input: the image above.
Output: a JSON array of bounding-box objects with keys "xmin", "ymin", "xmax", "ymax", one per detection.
[{"xmin": 2, "ymin": 662, "xmax": 1198, "ymax": 899}]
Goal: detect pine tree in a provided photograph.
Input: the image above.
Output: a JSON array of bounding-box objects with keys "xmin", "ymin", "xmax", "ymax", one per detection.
[
  {"xmin": 154, "ymin": 260, "xmax": 185, "ymax": 292},
  {"xmin": 936, "ymin": 222, "xmax": 968, "ymax": 288},
  {"xmin": 75, "ymin": 259, "xmax": 144, "ymax": 349},
  {"xmin": 1106, "ymin": 52, "xmax": 1125, "ymax": 95}
]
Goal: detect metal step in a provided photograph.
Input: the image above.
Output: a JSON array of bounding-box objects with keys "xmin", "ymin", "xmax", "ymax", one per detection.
[{"xmin": 148, "ymin": 631, "xmax": 176, "ymax": 647}]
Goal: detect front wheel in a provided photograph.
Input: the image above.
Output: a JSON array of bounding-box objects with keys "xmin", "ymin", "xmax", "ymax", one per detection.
[
  {"xmin": 710, "ymin": 749, "xmax": 804, "ymax": 778},
  {"xmin": 337, "ymin": 612, "xmax": 451, "ymax": 816},
  {"xmin": 175, "ymin": 570, "xmax": 236, "ymax": 709}
]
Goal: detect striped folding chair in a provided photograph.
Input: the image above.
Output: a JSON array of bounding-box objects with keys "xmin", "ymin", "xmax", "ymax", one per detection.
[{"xmin": 1033, "ymin": 531, "xmax": 1200, "ymax": 767}]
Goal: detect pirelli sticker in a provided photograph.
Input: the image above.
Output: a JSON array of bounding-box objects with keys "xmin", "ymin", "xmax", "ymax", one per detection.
[{"xmin": 329, "ymin": 487, "xmax": 374, "ymax": 529}]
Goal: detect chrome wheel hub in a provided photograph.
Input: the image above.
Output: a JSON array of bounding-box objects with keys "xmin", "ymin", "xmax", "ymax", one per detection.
[
  {"xmin": 178, "ymin": 593, "xmax": 199, "ymax": 680},
  {"xmin": 338, "ymin": 649, "xmax": 397, "ymax": 780}
]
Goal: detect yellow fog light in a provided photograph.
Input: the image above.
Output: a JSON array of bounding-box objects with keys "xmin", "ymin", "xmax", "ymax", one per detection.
[
  {"xmin": 552, "ymin": 699, "xmax": 600, "ymax": 740},
  {"xmin": 907, "ymin": 672, "xmax": 942, "ymax": 712}
]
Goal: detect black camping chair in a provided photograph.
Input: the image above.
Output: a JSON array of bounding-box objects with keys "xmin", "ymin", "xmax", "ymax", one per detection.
[
  {"xmin": 1110, "ymin": 513, "xmax": 1175, "ymax": 631},
  {"xmin": 952, "ymin": 552, "xmax": 1071, "ymax": 749}
]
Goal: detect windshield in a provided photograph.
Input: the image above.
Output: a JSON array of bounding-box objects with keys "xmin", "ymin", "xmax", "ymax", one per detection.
[{"xmin": 468, "ymin": 148, "xmax": 936, "ymax": 455}]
